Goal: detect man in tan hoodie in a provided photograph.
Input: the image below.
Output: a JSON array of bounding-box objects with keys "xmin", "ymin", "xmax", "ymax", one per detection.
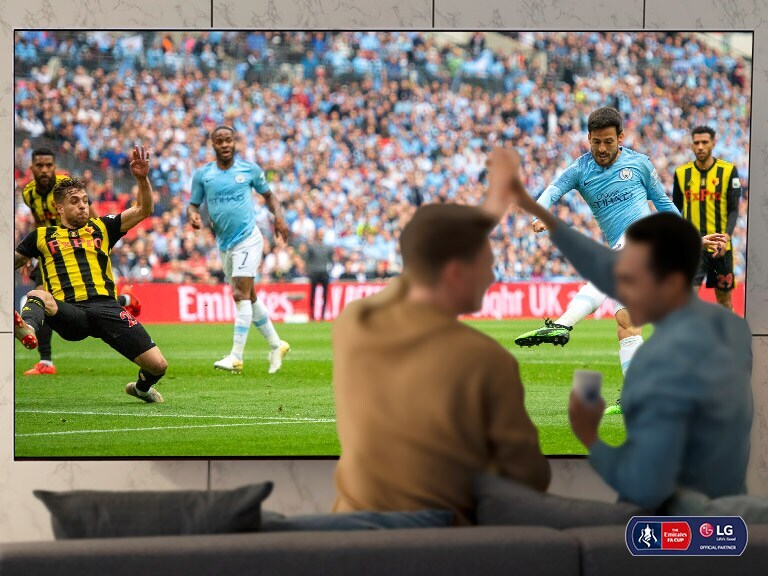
[{"xmin": 332, "ymin": 149, "xmax": 550, "ymax": 525}]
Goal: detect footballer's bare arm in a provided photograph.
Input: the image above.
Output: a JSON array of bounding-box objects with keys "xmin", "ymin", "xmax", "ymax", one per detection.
[
  {"xmin": 263, "ymin": 191, "xmax": 290, "ymax": 241},
  {"xmin": 120, "ymin": 146, "xmax": 154, "ymax": 232}
]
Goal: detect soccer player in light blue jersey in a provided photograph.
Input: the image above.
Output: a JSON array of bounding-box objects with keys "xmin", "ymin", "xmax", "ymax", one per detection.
[
  {"xmin": 187, "ymin": 126, "xmax": 291, "ymax": 374},
  {"xmin": 514, "ymin": 108, "xmax": 680, "ymax": 414}
]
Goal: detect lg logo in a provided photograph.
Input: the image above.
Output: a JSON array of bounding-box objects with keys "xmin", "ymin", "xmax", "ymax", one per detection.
[{"xmin": 699, "ymin": 523, "xmax": 733, "ymax": 538}]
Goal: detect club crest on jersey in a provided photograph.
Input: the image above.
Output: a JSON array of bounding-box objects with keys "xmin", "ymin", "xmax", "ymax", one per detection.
[
  {"xmin": 83, "ymin": 225, "xmax": 94, "ymax": 234},
  {"xmin": 235, "ymin": 174, "xmax": 246, "ymax": 183},
  {"xmin": 619, "ymin": 168, "xmax": 633, "ymax": 181}
]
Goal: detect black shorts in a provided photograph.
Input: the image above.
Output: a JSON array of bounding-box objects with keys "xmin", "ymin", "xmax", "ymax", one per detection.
[
  {"xmin": 46, "ymin": 297, "xmax": 156, "ymax": 361},
  {"xmin": 695, "ymin": 249, "xmax": 735, "ymax": 291}
]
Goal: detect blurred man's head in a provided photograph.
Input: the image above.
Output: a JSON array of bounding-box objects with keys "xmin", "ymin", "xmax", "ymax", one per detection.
[
  {"xmin": 691, "ymin": 125, "xmax": 716, "ymax": 165},
  {"xmin": 31, "ymin": 148, "xmax": 56, "ymax": 193},
  {"xmin": 615, "ymin": 213, "xmax": 701, "ymax": 326},
  {"xmin": 400, "ymin": 204, "xmax": 496, "ymax": 315},
  {"xmin": 587, "ymin": 107, "xmax": 623, "ymax": 167}
]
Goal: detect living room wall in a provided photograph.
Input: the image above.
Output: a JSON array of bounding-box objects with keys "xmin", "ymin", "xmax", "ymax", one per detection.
[{"xmin": 1, "ymin": 0, "xmax": 766, "ymax": 542}]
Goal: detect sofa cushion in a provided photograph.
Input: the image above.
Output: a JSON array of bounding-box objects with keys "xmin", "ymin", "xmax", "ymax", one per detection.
[
  {"xmin": 261, "ymin": 509, "xmax": 454, "ymax": 531},
  {"xmin": 475, "ymin": 474, "xmax": 642, "ymax": 529},
  {"xmin": 665, "ymin": 489, "xmax": 768, "ymax": 523},
  {"xmin": 34, "ymin": 482, "xmax": 273, "ymax": 539}
]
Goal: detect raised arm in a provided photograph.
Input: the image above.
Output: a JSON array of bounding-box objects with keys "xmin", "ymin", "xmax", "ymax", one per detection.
[{"xmin": 119, "ymin": 146, "xmax": 153, "ymax": 232}]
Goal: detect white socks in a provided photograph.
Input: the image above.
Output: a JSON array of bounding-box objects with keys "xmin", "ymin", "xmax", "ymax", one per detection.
[
  {"xmin": 619, "ymin": 335, "xmax": 643, "ymax": 376},
  {"xmin": 230, "ymin": 300, "xmax": 253, "ymax": 361},
  {"xmin": 253, "ymin": 299, "xmax": 281, "ymax": 349},
  {"xmin": 556, "ymin": 283, "xmax": 606, "ymax": 327}
]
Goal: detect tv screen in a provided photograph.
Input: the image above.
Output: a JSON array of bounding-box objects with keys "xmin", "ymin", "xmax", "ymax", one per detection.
[{"xmin": 13, "ymin": 30, "xmax": 752, "ymax": 458}]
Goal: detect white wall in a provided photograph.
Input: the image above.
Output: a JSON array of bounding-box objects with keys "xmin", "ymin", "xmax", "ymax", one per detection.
[{"xmin": 1, "ymin": 0, "xmax": 766, "ymax": 542}]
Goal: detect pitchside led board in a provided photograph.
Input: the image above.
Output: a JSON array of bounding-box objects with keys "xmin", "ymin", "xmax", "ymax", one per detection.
[{"xmin": 12, "ymin": 30, "xmax": 752, "ymax": 459}]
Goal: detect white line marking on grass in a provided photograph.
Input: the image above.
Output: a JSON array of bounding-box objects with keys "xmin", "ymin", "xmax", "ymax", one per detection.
[
  {"xmin": 17, "ymin": 409, "xmax": 335, "ymax": 423},
  {"xmin": 16, "ymin": 419, "xmax": 333, "ymax": 438}
]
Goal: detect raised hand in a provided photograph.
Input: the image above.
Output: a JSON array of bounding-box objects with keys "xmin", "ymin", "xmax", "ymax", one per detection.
[{"xmin": 130, "ymin": 145, "xmax": 150, "ymax": 180}]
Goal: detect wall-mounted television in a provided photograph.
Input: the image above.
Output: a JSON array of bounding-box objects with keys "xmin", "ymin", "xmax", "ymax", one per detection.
[{"xmin": 13, "ymin": 29, "xmax": 752, "ymax": 458}]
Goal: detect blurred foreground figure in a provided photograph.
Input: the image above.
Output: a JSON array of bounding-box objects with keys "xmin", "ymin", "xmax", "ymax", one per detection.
[
  {"xmin": 332, "ymin": 149, "xmax": 550, "ymax": 525},
  {"xmin": 490, "ymin": 147, "xmax": 753, "ymax": 510}
]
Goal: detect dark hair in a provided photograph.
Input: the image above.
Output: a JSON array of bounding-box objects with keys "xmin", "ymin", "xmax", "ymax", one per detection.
[
  {"xmin": 587, "ymin": 107, "xmax": 623, "ymax": 135},
  {"xmin": 53, "ymin": 177, "xmax": 88, "ymax": 205},
  {"xmin": 400, "ymin": 203, "xmax": 496, "ymax": 285},
  {"xmin": 691, "ymin": 125, "xmax": 716, "ymax": 140},
  {"xmin": 31, "ymin": 148, "xmax": 55, "ymax": 160},
  {"xmin": 625, "ymin": 213, "xmax": 701, "ymax": 285},
  {"xmin": 211, "ymin": 125, "xmax": 235, "ymax": 138}
]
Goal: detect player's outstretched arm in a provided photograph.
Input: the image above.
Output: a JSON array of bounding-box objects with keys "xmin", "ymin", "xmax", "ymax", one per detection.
[{"xmin": 119, "ymin": 146, "xmax": 154, "ymax": 232}]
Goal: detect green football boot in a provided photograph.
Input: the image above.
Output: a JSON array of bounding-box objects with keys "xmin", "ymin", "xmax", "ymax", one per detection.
[
  {"xmin": 514, "ymin": 318, "xmax": 573, "ymax": 347},
  {"xmin": 604, "ymin": 397, "xmax": 622, "ymax": 415}
]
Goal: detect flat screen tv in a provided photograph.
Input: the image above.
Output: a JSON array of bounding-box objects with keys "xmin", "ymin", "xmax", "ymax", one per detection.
[{"xmin": 13, "ymin": 29, "xmax": 752, "ymax": 458}]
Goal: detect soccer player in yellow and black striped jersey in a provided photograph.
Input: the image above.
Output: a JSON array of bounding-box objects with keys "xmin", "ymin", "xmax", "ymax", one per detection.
[
  {"xmin": 14, "ymin": 146, "xmax": 167, "ymax": 403},
  {"xmin": 672, "ymin": 126, "xmax": 742, "ymax": 310},
  {"xmin": 19, "ymin": 148, "xmax": 141, "ymax": 376}
]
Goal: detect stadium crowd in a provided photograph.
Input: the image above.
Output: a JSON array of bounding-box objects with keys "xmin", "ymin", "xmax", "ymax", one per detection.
[{"xmin": 14, "ymin": 30, "xmax": 751, "ymax": 285}]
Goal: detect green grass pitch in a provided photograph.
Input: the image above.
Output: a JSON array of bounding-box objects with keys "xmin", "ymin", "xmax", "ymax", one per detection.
[{"xmin": 14, "ymin": 319, "xmax": 638, "ymax": 458}]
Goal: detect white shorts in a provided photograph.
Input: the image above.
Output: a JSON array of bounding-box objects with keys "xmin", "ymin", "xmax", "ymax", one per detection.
[{"xmin": 222, "ymin": 227, "xmax": 264, "ymax": 283}]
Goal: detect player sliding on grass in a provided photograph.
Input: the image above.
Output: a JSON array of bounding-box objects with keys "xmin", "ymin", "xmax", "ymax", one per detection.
[
  {"xmin": 19, "ymin": 147, "xmax": 142, "ymax": 376},
  {"xmin": 14, "ymin": 146, "xmax": 167, "ymax": 403},
  {"xmin": 513, "ymin": 108, "xmax": 679, "ymax": 415},
  {"xmin": 187, "ymin": 125, "xmax": 291, "ymax": 375}
]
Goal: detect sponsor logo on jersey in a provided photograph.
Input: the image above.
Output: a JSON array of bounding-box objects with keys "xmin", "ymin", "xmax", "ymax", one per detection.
[{"xmin": 591, "ymin": 190, "xmax": 634, "ymax": 209}]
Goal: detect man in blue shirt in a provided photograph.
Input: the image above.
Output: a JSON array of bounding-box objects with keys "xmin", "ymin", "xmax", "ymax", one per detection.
[
  {"xmin": 187, "ymin": 126, "xmax": 291, "ymax": 374},
  {"xmin": 485, "ymin": 146, "xmax": 753, "ymax": 510},
  {"xmin": 515, "ymin": 108, "xmax": 679, "ymax": 415}
]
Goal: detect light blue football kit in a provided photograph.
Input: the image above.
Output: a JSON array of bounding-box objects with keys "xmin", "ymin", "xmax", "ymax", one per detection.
[
  {"xmin": 533, "ymin": 147, "xmax": 680, "ymax": 379},
  {"xmin": 537, "ymin": 146, "xmax": 680, "ymax": 247},
  {"xmin": 189, "ymin": 157, "xmax": 287, "ymax": 371},
  {"xmin": 190, "ymin": 158, "xmax": 271, "ymax": 252}
]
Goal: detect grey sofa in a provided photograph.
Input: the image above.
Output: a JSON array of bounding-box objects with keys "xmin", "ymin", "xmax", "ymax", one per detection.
[{"xmin": 1, "ymin": 524, "xmax": 766, "ymax": 576}]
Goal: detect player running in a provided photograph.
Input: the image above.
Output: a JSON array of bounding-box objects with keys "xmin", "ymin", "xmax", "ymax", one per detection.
[
  {"xmin": 187, "ymin": 125, "xmax": 291, "ymax": 375},
  {"xmin": 513, "ymin": 108, "xmax": 680, "ymax": 414},
  {"xmin": 19, "ymin": 147, "xmax": 142, "ymax": 376},
  {"xmin": 14, "ymin": 146, "xmax": 167, "ymax": 403}
]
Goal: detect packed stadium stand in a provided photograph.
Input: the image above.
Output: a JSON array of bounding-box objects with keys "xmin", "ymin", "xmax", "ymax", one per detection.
[{"xmin": 14, "ymin": 31, "xmax": 751, "ymax": 285}]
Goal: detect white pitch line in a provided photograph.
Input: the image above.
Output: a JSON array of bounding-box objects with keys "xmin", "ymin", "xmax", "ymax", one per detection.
[
  {"xmin": 16, "ymin": 419, "xmax": 333, "ymax": 438},
  {"xmin": 16, "ymin": 409, "xmax": 335, "ymax": 423}
]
